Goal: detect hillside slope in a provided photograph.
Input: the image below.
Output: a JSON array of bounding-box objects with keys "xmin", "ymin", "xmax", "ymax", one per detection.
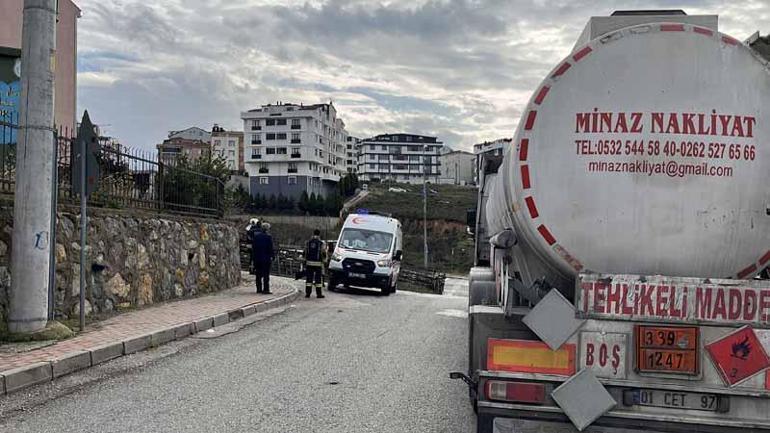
[{"xmin": 355, "ymin": 183, "xmax": 477, "ymax": 273}]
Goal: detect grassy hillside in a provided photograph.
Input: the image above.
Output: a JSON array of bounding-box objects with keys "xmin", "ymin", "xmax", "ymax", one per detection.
[
  {"xmin": 355, "ymin": 183, "xmax": 477, "ymax": 223},
  {"xmin": 356, "ymin": 183, "xmax": 478, "ymax": 273}
]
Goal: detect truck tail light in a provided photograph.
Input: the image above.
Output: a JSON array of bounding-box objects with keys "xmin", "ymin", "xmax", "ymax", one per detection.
[{"xmin": 485, "ymin": 380, "xmax": 545, "ymax": 404}]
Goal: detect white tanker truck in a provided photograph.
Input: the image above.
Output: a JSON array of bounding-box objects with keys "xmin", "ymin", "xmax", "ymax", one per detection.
[{"xmin": 452, "ymin": 10, "xmax": 770, "ymax": 433}]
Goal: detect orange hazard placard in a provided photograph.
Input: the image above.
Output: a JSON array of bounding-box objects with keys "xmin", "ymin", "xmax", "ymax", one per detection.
[
  {"xmin": 487, "ymin": 338, "xmax": 576, "ymax": 376},
  {"xmin": 706, "ymin": 326, "xmax": 770, "ymax": 387}
]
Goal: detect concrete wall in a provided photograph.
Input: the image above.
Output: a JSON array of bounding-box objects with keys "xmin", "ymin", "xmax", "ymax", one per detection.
[
  {"xmin": 249, "ymin": 175, "xmax": 336, "ymax": 200},
  {"xmin": 0, "ymin": 0, "xmax": 79, "ymax": 131},
  {"xmin": 0, "ymin": 207, "xmax": 241, "ymax": 324}
]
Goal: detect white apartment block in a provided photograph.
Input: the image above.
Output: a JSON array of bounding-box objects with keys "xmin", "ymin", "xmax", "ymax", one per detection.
[
  {"xmin": 357, "ymin": 134, "xmax": 442, "ymax": 184},
  {"xmin": 438, "ymin": 150, "xmax": 475, "ymax": 185},
  {"xmin": 241, "ymin": 102, "xmax": 349, "ymax": 200},
  {"xmin": 211, "ymin": 125, "xmax": 244, "ymax": 172},
  {"xmin": 345, "ymin": 136, "xmax": 360, "ymax": 173}
]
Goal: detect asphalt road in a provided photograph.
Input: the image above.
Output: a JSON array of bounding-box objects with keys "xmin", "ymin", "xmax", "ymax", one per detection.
[{"xmin": 0, "ymin": 278, "xmax": 475, "ymax": 433}]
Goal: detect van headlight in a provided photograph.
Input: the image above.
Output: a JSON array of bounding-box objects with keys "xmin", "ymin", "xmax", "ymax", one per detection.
[
  {"xmin": 331, "ymin": 253, "xmax": 342, "ymax": 262},
  {"xmin": 377, "ymin": 259, "xmax": 391, "ymax": 267}
]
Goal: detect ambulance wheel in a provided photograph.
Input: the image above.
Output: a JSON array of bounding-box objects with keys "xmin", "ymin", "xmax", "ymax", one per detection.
[{"xmin": 380, "ymin": 285, "xmax": 391, "ymax": 296}]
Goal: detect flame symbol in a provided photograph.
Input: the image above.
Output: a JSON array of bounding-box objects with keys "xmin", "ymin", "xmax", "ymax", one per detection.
[{"xmin": 731, "ymin": 336, "xmax": 752, "ymax": 360}]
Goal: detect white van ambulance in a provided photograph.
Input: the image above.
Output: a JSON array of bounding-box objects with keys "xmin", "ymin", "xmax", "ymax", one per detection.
[{"xmin": 328, "ymin": 212, "xmax": 403, "ymax": 295}]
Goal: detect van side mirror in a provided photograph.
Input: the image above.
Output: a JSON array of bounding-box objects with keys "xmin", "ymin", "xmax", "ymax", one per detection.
[{"xmin": 394, "ymin": 250, "xmax": 403, "ymax": 261}]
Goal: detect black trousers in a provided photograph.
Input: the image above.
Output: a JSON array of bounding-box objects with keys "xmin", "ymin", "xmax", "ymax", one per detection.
[
  {"xmin": 254, "ymin": 262, "xmax": 270, "ymax": 292},
  {"xmin": 305, "ymin": 265, "xmax": 323, "ymax": 297}
]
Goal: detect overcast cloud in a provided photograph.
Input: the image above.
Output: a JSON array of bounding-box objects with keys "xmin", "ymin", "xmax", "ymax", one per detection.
[{"xmin": 74, "ymin": 0, "xmax": 770, "ymax": 151}]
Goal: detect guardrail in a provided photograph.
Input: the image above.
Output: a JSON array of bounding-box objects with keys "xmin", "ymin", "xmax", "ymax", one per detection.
[{"xmin": 398, "ymin": 267, "xmax": 446, "ymax": 294}]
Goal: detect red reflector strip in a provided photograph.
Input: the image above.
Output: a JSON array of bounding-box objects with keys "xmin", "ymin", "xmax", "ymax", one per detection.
[
  {"xmin": 661, "ymin": 24, "xmax": 684, "ymax": 32},
  {"xmin": 722, "ymin": 35, "xmax": 739, "ymax": 45},
  {"xmin": 537, "ymin": 225, "xmax": 556, "ymax": 245},
  {"xmin": 737, "ymin": 263, "xmax": 758, "ymax": 279},
  {"xmin": 552, "ymin": 62, "xmax": 571, "ymax": 78},
  {"xmin": 524, "ymin": 110, "xmax": 537, "ymax": 130},
  {"xmin": 693, "ymin": 26, "xmax": 714, "ymax": 36},
  {"xmin": 520, "ymin": 165, "xmax": 531, "ymax": 189},
  {"xmin": 519, "ymin": 139, "xmax": 529, "ymax": 161},
  {"xmin": 533, "ymin": 86, "xmax": 550, "ymax": 105},
  {"xmin": 525, "ymin": 196, "xmax": 539, "ymax": 218},
  {"xmin": 486, "ymin": 381, "xmax": 545, "ymax": 404},
  {"xmin": 572, "ymin": 46, "xmax": 592, "ymax": 62},
  {"xmin": 760, "ymin": 250, "xmax": 770, "ymax": 266}
]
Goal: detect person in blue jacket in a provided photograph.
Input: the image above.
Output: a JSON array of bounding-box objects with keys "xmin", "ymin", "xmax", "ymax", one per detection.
[{"xmin": 251, "ymin": 223, "xmax": 274, "ymax": 294}]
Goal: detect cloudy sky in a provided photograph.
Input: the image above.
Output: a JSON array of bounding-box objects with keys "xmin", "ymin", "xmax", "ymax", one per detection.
[{"xmin": 75, "ymin": 0, "xmax": 769, "ymax": 152}]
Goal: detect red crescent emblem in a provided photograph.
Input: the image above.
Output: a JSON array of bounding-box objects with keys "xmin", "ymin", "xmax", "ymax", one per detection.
[{"xmin": 352, "ymin": 217, "xmax": 365, "ymax": 224}]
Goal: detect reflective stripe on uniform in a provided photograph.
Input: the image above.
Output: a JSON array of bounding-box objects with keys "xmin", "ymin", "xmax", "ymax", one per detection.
[{"xmin": 306, "ymin": 260, "xmax": 323, "ymax": 267}]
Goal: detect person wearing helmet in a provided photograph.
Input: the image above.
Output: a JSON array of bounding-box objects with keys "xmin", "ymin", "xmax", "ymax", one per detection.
[{"xmin": 303, "ymin": 229, "xmax": 326, "ymax": 299}]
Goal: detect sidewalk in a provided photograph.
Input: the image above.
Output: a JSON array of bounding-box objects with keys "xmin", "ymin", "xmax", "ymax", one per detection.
[{"xmin": 0, "ymin": 274, "xmax": 301, "ymax": 395}]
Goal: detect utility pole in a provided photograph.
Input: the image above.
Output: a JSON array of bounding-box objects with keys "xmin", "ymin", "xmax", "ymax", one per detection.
[
  {"xmin": 423, "ymin": 145, "xmax": 428, "ymax": 269},
  {"xmin": 8, "ymin": 0, "xmax": 57, "ymax": 333}
]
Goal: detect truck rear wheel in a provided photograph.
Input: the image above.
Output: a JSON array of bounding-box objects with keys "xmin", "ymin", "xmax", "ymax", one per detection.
[{"xmin": 380, "ymin": 284, "xmax": 391, "ymax": 296}]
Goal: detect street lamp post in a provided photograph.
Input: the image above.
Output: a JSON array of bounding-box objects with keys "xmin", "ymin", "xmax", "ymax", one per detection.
[{"xmin": 423, "ymin": 145, "xmax": 428, "ymax": 269}]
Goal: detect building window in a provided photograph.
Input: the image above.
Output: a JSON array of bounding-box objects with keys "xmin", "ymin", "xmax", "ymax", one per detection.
[
  {"xmin": 266, "ymin": 119, "xmax": 276, "ymax": 126},
  {"xmin": 251, "ymin": 134, "xmax": 261, "ymax": 144},
  {"xmin": 369, "ymin": 145, "xmax": 375, "ymax": 150},
  {"xmin": 252, "ymin": 148, "xmax": 261, "ymax": 159},
  {"xmin": 287, "ymin": 176, "xmax": 297, "ymax": 184},
  {"xmin": 406, "ymin": 136, "xmax": 412, "ymax": 142},
  {"xmin": 288, "ymin": 163, "xmax": 298, "ymax": 173},
  {"xmin": 259, "ymin": 163, "xmax": 269, "ymax": 174},
  {"xmin": 291, "ymin": 133, "xmax": 300, "ymax": 144},
  {"xmin": 291, "ymin": 148, "xmax": 301, "ymax": 158},
  {"xmin": 277, "ymin": 147, "xmax": 287, "ymax": 155},
  {"xmin": 251, "ymin": 120, "xmax": 261, "ymax": 130},
  {"xmin": 291, "ymin": 119, "xmax": 301, "ymax": 129},
  {"xmin": 277, "ymin": 119, "xmax": 287, "ymax": 126},
  {"xmin": 259, "ymin": 177, "xmax": 269, "ymax": 184},
  {"xmin": 381, "ymin": 145, "xmax": 387, "ymax": 151},
  {"xmin": 277, "ymin": 133, "xmax": 287, "ymax": 140},
  {"xmin": 266, "ymin": 133, "xmax": 275, "ymax": 140},
  {"xmin": 266, "ymin": 147, "xmax": 276, "ymax": 154},
  {"xmin": 228, "ymin": 150, "xmax": 235, "ymax": 157},
  {"xmin": 228, "ymin": 140, "xmax": 235, "ymax": 146}
]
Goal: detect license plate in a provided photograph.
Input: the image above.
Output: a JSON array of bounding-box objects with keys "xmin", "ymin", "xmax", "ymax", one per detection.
[
  {"xmin": 623, "ymin": 389, "xmax": 727, "ymax": 412},
  {"xmin": 349, "ymin": 272, "xmax": 366, "ymax": 279},
  {"xmin": 636, "ymin": 325, "xmax": 699, "ymax": 375}
]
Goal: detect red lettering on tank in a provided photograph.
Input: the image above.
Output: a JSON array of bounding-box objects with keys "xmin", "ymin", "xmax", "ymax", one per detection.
[
  {"xmin": 745, "ymin": 116, "xmax": 756, "ymax": 138},
  {"xmin": 728, "ymin": 289, "xmax": 742, "ymax": 320},
  {"xmin": 639, "ymin": 285, "xmax": 655, "ymax": 316},
  {"xmin": 696, "ymin": 287, "xmax": 712, "ymax": 320},
  {"xmin": 607, "ymin": 283, "xmax": 621, "ymax": 314},
  {"xmin": 575, "ymin": 113, "xmax": 591, "ymax": 133},
  {"xmin": 712, "ymin": 289, "xmax": 727, "ymax": 320},
  {"xmin": 669, "ymin": 286, "xmax": 682, "ymax": 318},
  {"xmin": 655, "ymin": 285, "xmax": 669, "ymax": 317},
  {"xmin": 651, "ymin": 113, "xmax": 664, "ymax": 133},
  {"xmin": 630, "ymin": 113, "xmax": 643, "ymax": 133},
  {"xmin": 744, "ymin": 290, "xmax": 758, "ymax": 321},
  {"xmin": 681, "ymin": 113, "xmax": 696, "ymax": 134},
  {"xmin": 760, "ymin": 291, "xmax": 770, "ymax": 323},
  {"xmin": 621, "ymin": 284, "xmax": 634, "ymax": 315},
  {"xmin": 594, "ymin": 282, "xmax": 607, "ymax": 313},
  {"xmin": 666, "ymin": 114, "xmax": 681, "ymax": 134},
  {"xmin": 581, "ymin": 282, "xmax": 593, "ymax": 312}
]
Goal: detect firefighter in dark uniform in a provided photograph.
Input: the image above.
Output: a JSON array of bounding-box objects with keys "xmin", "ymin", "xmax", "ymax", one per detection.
[{"xmin": 304, "ymin": 229, "xmax": 327, "ymax": 298}]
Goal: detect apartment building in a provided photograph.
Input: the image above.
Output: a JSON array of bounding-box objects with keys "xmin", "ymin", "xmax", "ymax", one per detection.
[
  {"xmin": 357, "ymin": 134, "xmax": 442, "ymax": 184},
  {"xmin": 157, "ymin": 126, "xmax": 211, "ymax": 166},
  {"xmin": 345, "ymin": 136, "xmax": 360, "ymax": 173},
  {"xmin": 241, "ymin": 102, "xmax": 348, "ymax": 200},
  {"xmin": 438, "ymin": 150, "xmax": 475, "ymax": 185},
  {"xmin": 211, "ymin": 124, "xmax": 244, "ymax": 172}
]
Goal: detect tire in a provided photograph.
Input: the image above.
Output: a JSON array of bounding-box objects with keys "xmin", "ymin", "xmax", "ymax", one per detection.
[{"xmin": 380, "ymin": 285, "xmax": 391, "ymax": 296}]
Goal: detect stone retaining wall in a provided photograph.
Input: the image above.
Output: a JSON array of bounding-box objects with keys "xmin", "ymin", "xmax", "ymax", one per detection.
[{"xmin": 0, "ymin": 207, "xmax": 241, "ymax": 324}]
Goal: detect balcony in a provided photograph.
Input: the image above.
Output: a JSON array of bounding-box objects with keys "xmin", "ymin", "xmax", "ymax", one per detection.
[
  {"xmin": 251, "ymin": 154, "xmax": 262, "ymax": 160},
  {"xmin": 258, "ymin": 168, "xmax": 269, "ymax": 174},
  {"xmin": 288, "ymin": 168, "xmax": 298, "ymax": 174},
  {"xmin": 251, "ymin": 126, "xmax": 261, "ymax": 131},
  {"xmin": 251, "ymin": 140, "xmax": 261, "ymax": 145},
  {"xmin": 290, "ymin": 139, "xmax": 301, "ymax": 144},
  {"xmin": 291, "ymin": 153, "xmax": 301, "ymax": 159},
  {"xmin": 291, "ymin": 124, "xmax": 300, "ymax": 130}
]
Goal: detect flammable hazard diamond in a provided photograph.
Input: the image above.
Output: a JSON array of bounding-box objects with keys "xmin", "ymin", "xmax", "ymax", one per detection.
[{"xmin": 706, "ymin": 326, "xmax": 770, "ymax": 387}]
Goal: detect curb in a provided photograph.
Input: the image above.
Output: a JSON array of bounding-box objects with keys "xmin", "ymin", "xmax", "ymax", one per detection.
[{"xmin": 0, "ymin": 286, "xmax": 300, "ymax": 397}]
